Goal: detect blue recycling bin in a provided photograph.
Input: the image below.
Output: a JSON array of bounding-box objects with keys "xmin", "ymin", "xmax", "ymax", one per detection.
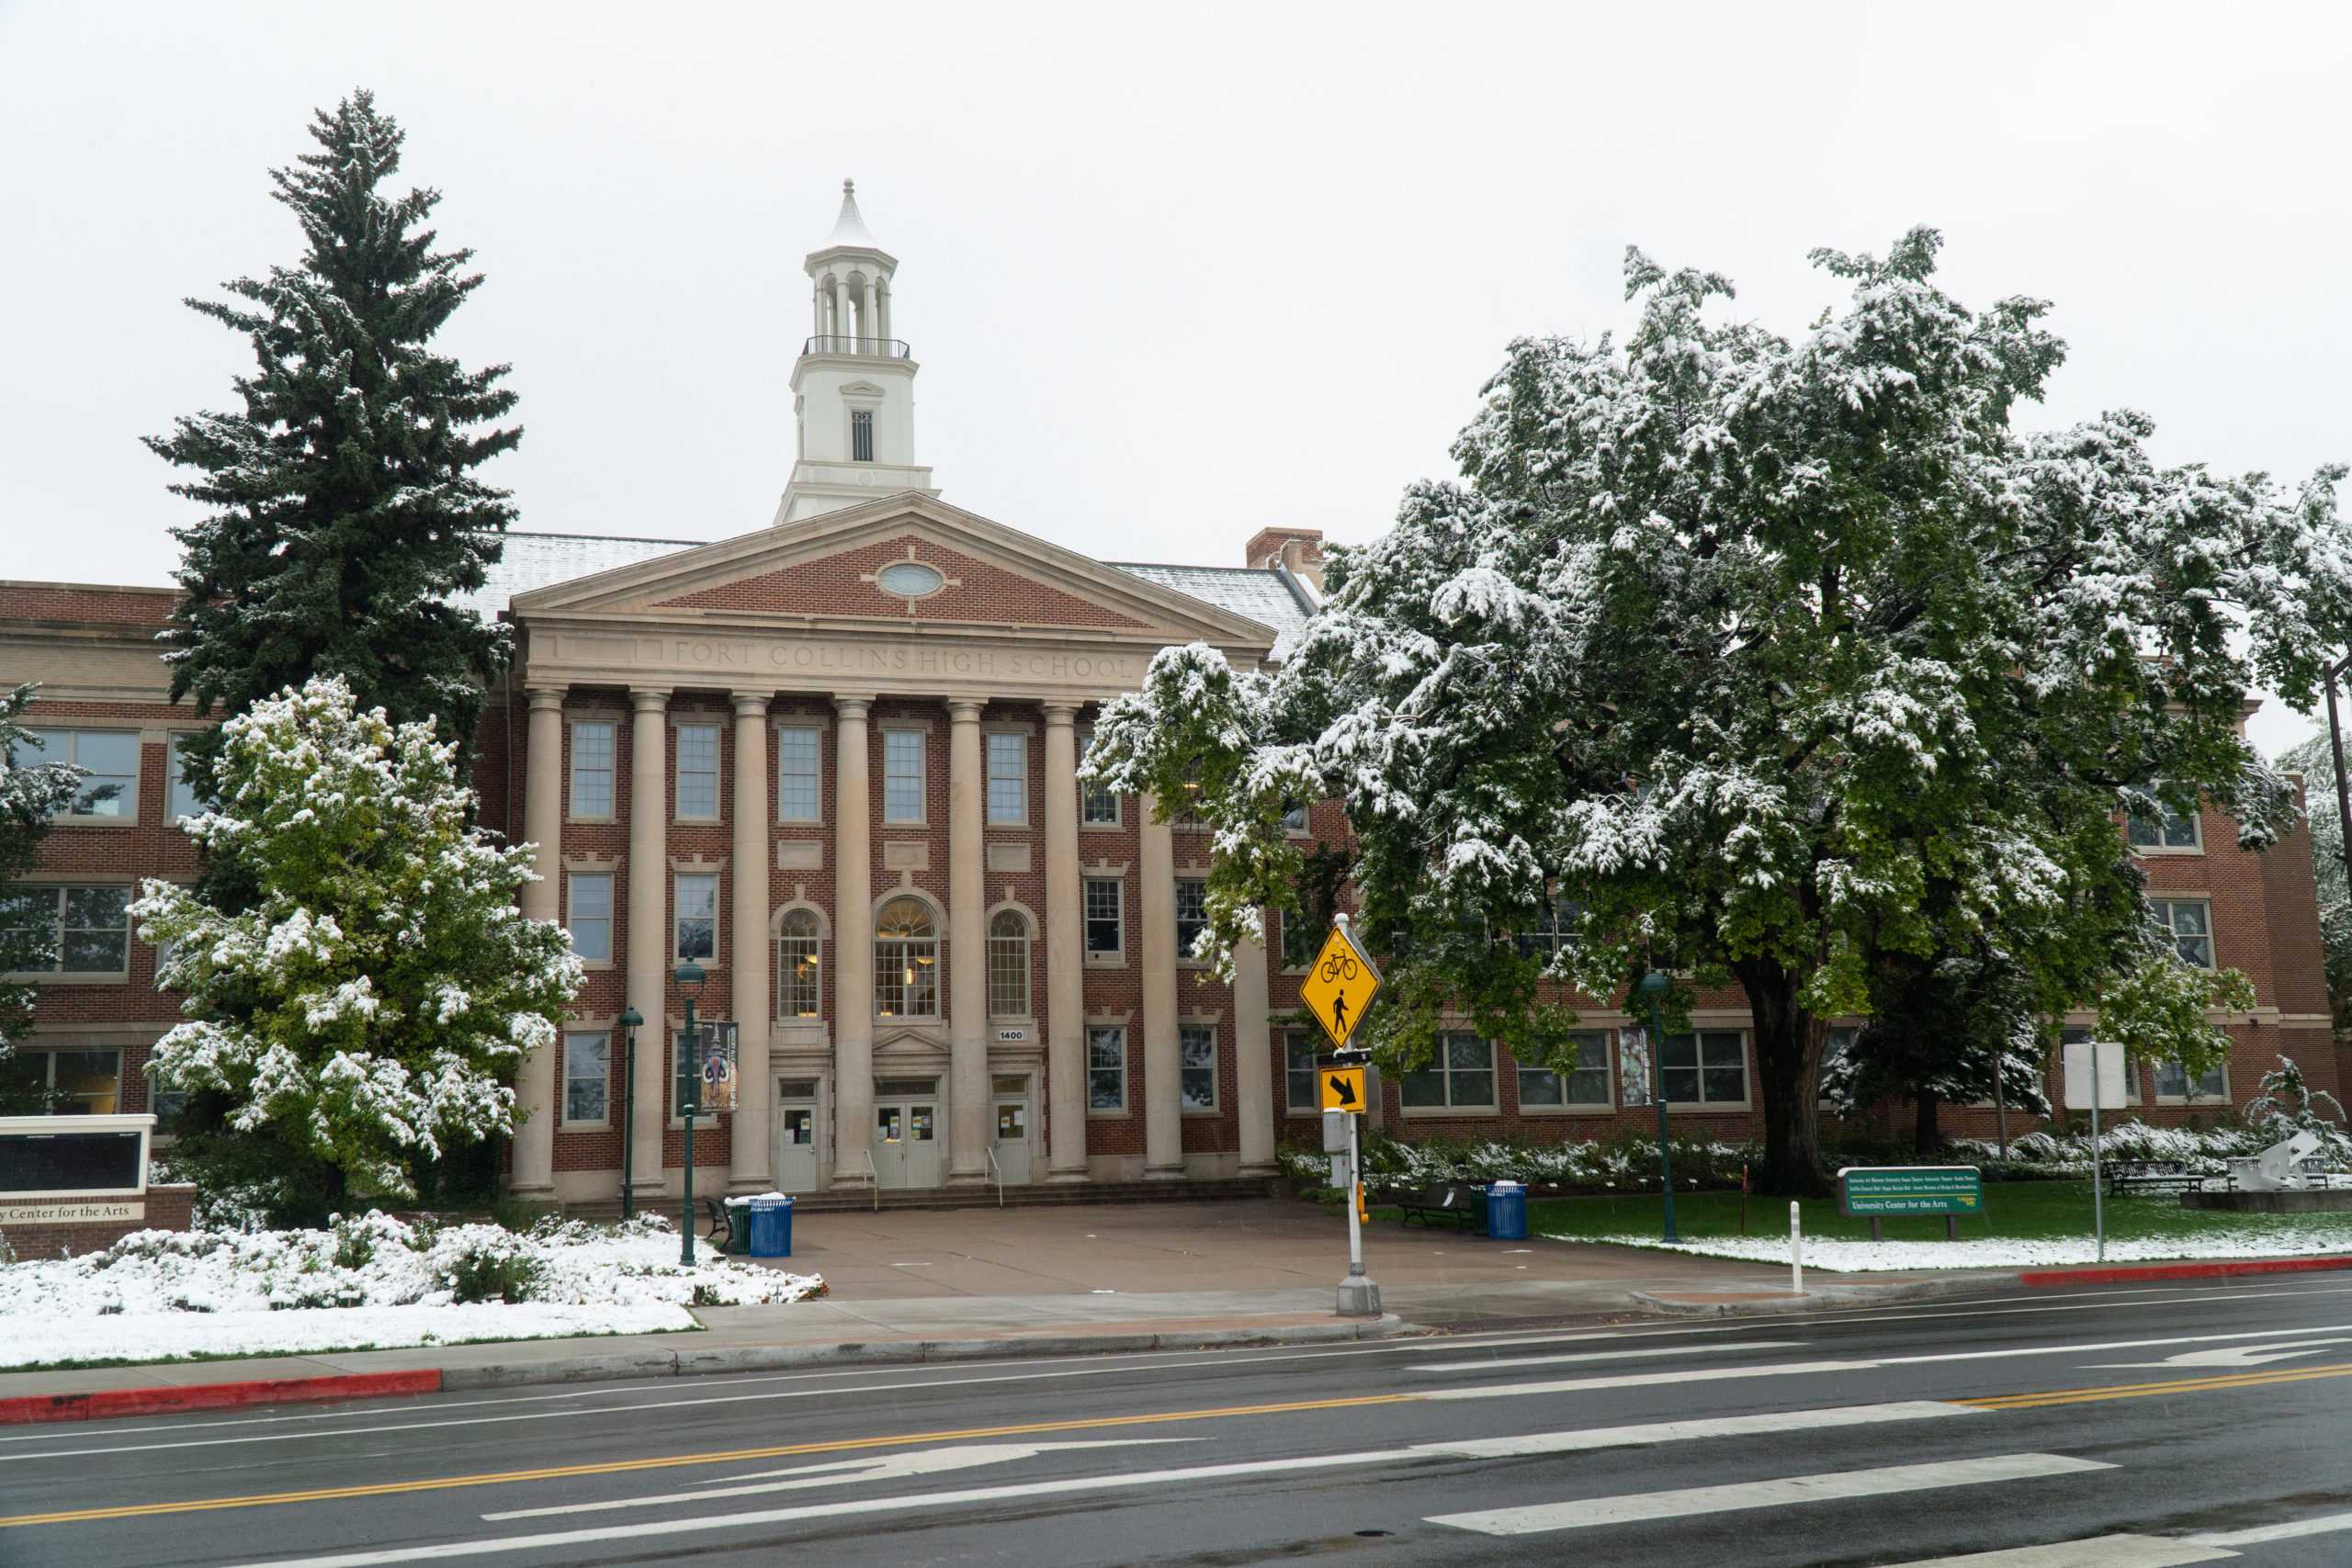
[
  {"xmin": 748, "ymin": 1194, "xmax": 793, "ymax": 1258},
  {"xmin": 1486, "ymin": 1179, "xmax": 1528, "ymax": 1242}
]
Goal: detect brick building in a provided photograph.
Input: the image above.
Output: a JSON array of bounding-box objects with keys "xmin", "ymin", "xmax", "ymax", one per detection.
[{"xmin": 3, "ymin": 185, "xmax": 2342, "ymax": 1211}]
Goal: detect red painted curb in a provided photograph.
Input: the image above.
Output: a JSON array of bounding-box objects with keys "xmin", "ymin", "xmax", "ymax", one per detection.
[
  {"xmin": 0, "ymin": 1368, "xmax": 442, "ymax": 1426},
  {"xmin": 2016, "ymin": 1255, "xmax": 2352, "ymax": 1289}
]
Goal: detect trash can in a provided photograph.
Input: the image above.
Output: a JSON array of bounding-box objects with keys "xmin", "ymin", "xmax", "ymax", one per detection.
[
  {"xmin": 721, "ymin": 1196, "xmax": 752, "ymax": 1255},
  {"xmin": 748, "ymin": 1194, "xmax": 793, "ymax": 1259},
  {"xmin": 1487, "ymin": 1179, "xmax": 1528, "ymax": 1242}
]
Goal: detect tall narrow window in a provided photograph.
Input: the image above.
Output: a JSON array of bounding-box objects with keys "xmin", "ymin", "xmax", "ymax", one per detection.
[
  {"xmin": 986, "ymin": 732, "xmax": 1027, "ymax": 824},
  {"xmin": 166, "ymin": 734, "xmax": 211, "ymax": 823},
  {"xmin": 675, "ymin": 724, "xmax": 720, "ymax": 819},
  {"xmin": 874, "ymin": 897, "xmax": 940, "ymax": 1018},
  {"xmin": 566, "ymin": 872, "xmax": 613, "ymax": 963},
  {"xmin": 1087, "ymin": 1026, "xmax": 1126, "ymax": 1111},
  {"xmin": 776, "ymin": 726, "xmax": 820, "ymax": 822},
  {"xmin": 570, "ymin": 721, "xmax": 616, "ymax": 818},
  {"xmin": 1279, "ymin": 908, "xmax": 1317, "ymax": 971},
  {"xmin": 1079, "ymin": 728, "xmax": 1120, "ymax": 824},
  {"xmin": 850, "ymin": 407, "xmax": 876, "ymax": 462},
  {"xmin": 1173, "ymin": 879, "xmax": 1208, "ymax": 959},
  {"xmin": 1284, "ymin": 1029, "xmax": 1320, "ymax": 1112},
  {"xmin": 562, "ymin": 1032, "xmax": 609, "ymax": 1124},
  {"xmin": 987, "ymin": 909, "xmax": 1030, "ymax": 1015},
  {"xmin": 1083, "ymin": 877, "xmax": 1124, "ymax": 959},
  {"xmin": 2151, "ymin": 898, "xmax": 2214, "ymax": 968},
  {"xmin": 883, "ymin": 730, "xmax": 925, "ymax": 822},
  {"xmin": 1180, "ymin": 1025, "xmax": 1217, "ymax": 1110},
  {"xmin": 776, "ymin": 908, "xmax": 822, "ymax": 1019},
  {"xmin": 673, "ymin": 873, "xmax": 718, "ymax": 962}
]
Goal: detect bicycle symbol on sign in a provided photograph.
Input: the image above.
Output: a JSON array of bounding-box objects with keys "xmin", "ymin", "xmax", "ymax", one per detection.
[{"xmin": 1317, "ymin": 952, "xmax": 1360, "ymax": 986}]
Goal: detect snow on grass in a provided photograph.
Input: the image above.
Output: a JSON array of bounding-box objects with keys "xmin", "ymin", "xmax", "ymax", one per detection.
[
  {"xmin": 0, "ymin": 1212, "xmax": 823, "ymax": 1371},
  {"xmin": 1560, "ymin": 1227, "xmax": 2352, "ymax": 1273}
]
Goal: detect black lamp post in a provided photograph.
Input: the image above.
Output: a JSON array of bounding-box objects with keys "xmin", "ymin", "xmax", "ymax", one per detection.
[
  {"xmin": 1637, "ymin": 969, "xmax": 1679, "ymax": 1244},
  {"xmin": 617, "ymin": 1005, "xmax": 643, "ymax": 1220},
  {"xmin": 673, "ymin": 961, "xmax": 706, "ymax": 1267}
]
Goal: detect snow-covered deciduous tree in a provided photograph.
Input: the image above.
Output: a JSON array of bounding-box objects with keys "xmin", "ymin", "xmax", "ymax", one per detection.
[
  {"xmin": 0, "ymin": 685, "xmax": 88, "ymax": 1083},
  {"xmin": 145, "ymin": 90, "xmax": 520, "ymax": 807},
  {"xmin": 1089, "ymin": 230, "xmax": 2352, "ymax": 1194},
  {"xmin": 2241, "ymin": 1055, "xmax": 2352, "ymax": 1164},
  {"xmin": 131, "ymin": 677, "xmax": 581, "ymax": 1207}
]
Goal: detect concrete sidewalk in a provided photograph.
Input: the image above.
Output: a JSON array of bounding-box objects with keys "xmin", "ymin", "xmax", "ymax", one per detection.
[{"xmin": 0, "ymin": 1200, "xmax": 2000, "ymax": 1409}]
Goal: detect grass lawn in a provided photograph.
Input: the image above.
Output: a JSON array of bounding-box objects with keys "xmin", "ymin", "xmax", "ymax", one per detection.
[{"xmin": 1528, "ymin": 1181, "xmax": 2352, "ymax": 1249}]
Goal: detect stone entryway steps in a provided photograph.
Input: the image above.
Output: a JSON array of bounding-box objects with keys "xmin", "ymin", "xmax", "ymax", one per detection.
[{"xmin": 557, "ymin": 1176, "xmax": 1277, "ymax": 1224}]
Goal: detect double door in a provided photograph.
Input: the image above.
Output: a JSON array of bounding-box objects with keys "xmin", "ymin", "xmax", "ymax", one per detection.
[{"xmin": 874, "ymin": 1082, "xmax": 942, "ymax": 1189}]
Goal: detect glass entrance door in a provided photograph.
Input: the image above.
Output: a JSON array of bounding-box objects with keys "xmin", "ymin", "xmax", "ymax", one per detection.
[{"xmin": 873, "ymin": 1089, "xmax": 941, "ymax": 1189}]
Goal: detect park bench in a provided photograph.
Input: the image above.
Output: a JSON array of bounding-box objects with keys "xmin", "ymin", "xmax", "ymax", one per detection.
[
  {"xmin": 1396, "ymin": 1181, "xmax": 1487, "ymax": 1234},
  {"xmin": 703, "ymin": 1195, "xmax": 733, "ymax": 1244},
  {"xmin": 2103, "ymin": 1159, "xmax": 2208, "ymax": 1197}
]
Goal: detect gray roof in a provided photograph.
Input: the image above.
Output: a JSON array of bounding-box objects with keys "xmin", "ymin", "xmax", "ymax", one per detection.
[
  {"xmin": 458, "ymin": 532, "xmax": 704, "ymax": 619},
  {"xmin": 1107, "ymin": 562, "xmax": 1317, "ymax": 641},
  {"xmin": 459, "ymin": 531, "xmax": 1317, "ymax": 643}
]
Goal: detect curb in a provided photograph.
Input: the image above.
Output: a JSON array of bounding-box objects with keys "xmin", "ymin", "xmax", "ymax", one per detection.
[
  {"xmin": 0, "ymin": 1316, "xmax": 1407, "ymax": 1425},
  {"xmin": 0, "ymin": 1368, "xmax": 441, "ymax": 1427},
  {"xmin": 2016, "ymin": 1254, "xmax": 2352, "ymax": 1288},
  {"xmin": 1627, "ymin": 1276, "xmax": 2018, "ymax": 1319}
]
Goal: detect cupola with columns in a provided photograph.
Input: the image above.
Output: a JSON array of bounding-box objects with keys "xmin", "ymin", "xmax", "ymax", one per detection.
[{"xmin": 775, "ymin": 179, "xmax": 941, "ymax": 525}]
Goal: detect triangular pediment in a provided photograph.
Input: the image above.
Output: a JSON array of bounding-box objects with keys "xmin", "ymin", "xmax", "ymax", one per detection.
[{"xmin": 510, "ymin": 492, "xmax": 1278, "ymax": 649}]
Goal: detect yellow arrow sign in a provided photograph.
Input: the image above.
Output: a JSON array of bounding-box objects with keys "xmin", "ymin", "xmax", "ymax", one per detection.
[
  {"xmin": 1320, "ymin": 1066, "xmax": 1366, "ymax": 1113},
  {"xmin": 1298, "ymin": 921, "xmax": 1383, "ymax": 1049}
]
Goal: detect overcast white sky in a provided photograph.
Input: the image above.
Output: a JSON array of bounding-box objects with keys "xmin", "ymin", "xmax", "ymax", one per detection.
[{"xmin": 4, "ymin": 2, "xmax": 2346, "ymax": 755}]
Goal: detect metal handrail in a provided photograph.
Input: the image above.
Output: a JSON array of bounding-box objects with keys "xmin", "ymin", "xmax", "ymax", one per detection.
[
  {"xmin": 984, "ymin": 1145, "xmax": 1004, "ymax": 1208},
  {"xmin": 802, "ymin": 335, "xmax": 912, "ymax": 359},
  {"xmin": 849, "ymin": 1147, "xmax": 880, "ymax": 1211}
]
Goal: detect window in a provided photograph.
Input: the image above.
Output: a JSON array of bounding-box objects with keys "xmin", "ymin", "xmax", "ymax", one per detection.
[
  {"xmin": 17, "ymin": 729, "xmax": 139, "ymax": 819},
  {"xmin": 1181, "ymin": 1024, "xmax": 1217, "ymax": 1110},
  {"xmin": 1520, "ymin": 1030, "xmax": 1611, "ymax": 1109},
  {"xmin": 3, "ymin": 886, "xmax": 130, "ymax": 975},
  {"xmin": 1661, "ymin": 1031, "xmax": 1748, "ymax": 1106},
  {"xmin": 570, "ymin": 721, "xmax": 616, "ymax": 818},
  {"xmin": 1514, "ymin": 897, "xmax": 1583, "ymax": 962},
  {"xmin": 777, "ymin": 726, "xmax": 820, "ymax": 822},
  {"xmin": 874, "ymin": 896, "xmax": 939, "ymax": 1018},
  {"xmin": 166, "ymin": 734, "xmax": 210, "ymax": 823},
  {"xmin": 883, "ymin": 730, "xmax": 925, "ymax": 822},
  {"xmin": 1281, "ymin": 800, "xmax": 1309, "ymax": 833},
  {"xmin": 1082, "ymin": 777, "xmax": 1120, "ymax": 824},
  {"xmin": 1404, "ymin": 1033, "xmax": 1497, "ymax": 1111},
  {"xmin": 2154, "ymin": 1056, "xmax": 2227, "ymax": 1101},
  {"xmin": 1174, "ymin": 879, "xmax": 1208, "ymax": 960},
  {"xmin": 986, "ymin": 733, "xmax": 1027, "ymax": 824},
  {"xmin": 0, "ymin": 1047, "xmax": 120, "ymax": 1114},
  {"xmin": 1284, "ymin": 1029, "xmax": 1320, "ymax": 1112},
  {"xmin": 676, "ymin": 723, "xmax": 720, "ymax": 820},
  {"xmin": 1279, "ymin": 908, "xmax": 1317, "ymax": 971},
  {"xmin": 850, "ymin": 407, "xmax": 875, "ymax": 462},
  {"xmin": 776, "ymin": 908, "xmax": 822, "ymax": 1019},
  {"xmin": 562, "ymin": 1032, "xmax": 609, "ymax": 1124},
  {"xmin": 2127, "ymin": 792, "xmax": 2201, "ymax": 852},
  {"xmin": 673, "ymin": 873, "xmax": 718, "ymax": 962},
  {"xmin": 1087, "ymin": 1026, "xmax": 1126, "ymax": 1110},
  {"xmin": 566, "ymin": 872, "xmax": 613, "ymax": 964},
  {"xmin": 2152, "ymin": 899, "xmax": 2213, "ymax": 968},
  {"xmin": 1084, "ymin": 877, "xmax": 1124, "ymax": 960},
  {"xmin": 987, "ymin": 909, "xmax": 1030, "ymax": 1016}
]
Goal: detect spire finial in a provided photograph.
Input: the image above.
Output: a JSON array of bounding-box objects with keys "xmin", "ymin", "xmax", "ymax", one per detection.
[{"xmin": 843, "ymin": 177, "xmax": 855, "ymax": 197}]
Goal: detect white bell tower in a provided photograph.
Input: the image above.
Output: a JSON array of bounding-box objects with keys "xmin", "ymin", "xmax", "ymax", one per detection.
[{"xmin": 774, "ymin": 179, "xmax": 939, "ymax": 525}]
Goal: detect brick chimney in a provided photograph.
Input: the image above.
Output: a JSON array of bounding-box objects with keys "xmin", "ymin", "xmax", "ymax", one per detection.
[{"xmin": 1242, "ymin": 526, "xmax": 1325, "ymax": 594}]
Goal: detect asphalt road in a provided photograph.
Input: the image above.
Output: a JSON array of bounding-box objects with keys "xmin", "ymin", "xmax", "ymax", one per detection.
[{"xmin": 8, "ymin": 1277, "xmax": 2352, "ymax": 1567}]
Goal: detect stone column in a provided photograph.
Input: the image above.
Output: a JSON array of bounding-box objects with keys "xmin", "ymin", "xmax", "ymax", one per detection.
[
  {"xmin": 626, "ymin": 688, "xmax": 670, "ymax": 1201},
  {"xmin": 1042, "ymin": 703, "xmax": 1088, "ymax": 1182},
  {"xmin": 945, "ymin": 698, "xmax": 989, "ymax": 1185},
  {"xmin": 1233, "ymin": 927, "xmax": 1276, "ymax": 1175},
  {"xmin": 729, "ymin": 693, "xmax": 775, "ymax": 1194},
  {"xmin": 831, "ymin": 694, "xmax": 876, "ymax": 1187},
  {"xmin": 1139, "ymin": 791, "xmax": 1183, "ymax": 1179},
  {"xmin": 510, "ymin": 688, "xmax": 565, "ymax": 1199}
]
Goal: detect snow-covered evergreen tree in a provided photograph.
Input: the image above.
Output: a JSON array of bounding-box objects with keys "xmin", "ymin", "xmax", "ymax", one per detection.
[
  {"xmin": 130, "ymin": 678, "xmax": 581, "ymax": 1210},
  {"xmin": 2278, "ymin": 732, "xmax": 2351, "ymax": 1044},
  {"xmin": 145, "ymin": 90, "xmax": 519, "ymax": 802},
  {"xmin": 1089, "ymin": 230, "xmax": 2352, "ymax": 1193},
  {"xmin": 0, "ymin": 685, "xmax": 89, "ymax": 1083}
]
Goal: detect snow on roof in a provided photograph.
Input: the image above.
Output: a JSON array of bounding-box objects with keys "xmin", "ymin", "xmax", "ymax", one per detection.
[
  {"xmin": 458, "ymin": 531, "xmax": 704, "ymax": 620},
  {"xmin": 1107, "ymin": 562, "xmax": 1316, "ymax": 641},
  {"xmin": 820, "ymin": 177, "xmax": 879, "ymax": 252}
]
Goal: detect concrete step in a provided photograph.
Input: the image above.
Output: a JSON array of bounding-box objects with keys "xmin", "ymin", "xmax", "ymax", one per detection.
[{"xmin": 554, "ymin": 1176, "xmax": 1277, "ymax": 1225}]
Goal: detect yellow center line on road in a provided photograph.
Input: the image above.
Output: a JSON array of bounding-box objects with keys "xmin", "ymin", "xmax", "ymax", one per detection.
[
  {"xmin": 0, "ymin": 1392, "xmax": 1416, "ymax": 1531},
  {"xmin": 1958, "ymin": 1359, "xmax": 2352, "ymax": 1409}
]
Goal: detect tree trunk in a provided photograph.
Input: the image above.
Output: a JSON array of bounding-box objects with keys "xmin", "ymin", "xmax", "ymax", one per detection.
[
  {"xmin": 1913, "ymin": 1086, "xmax": 1941, "ymax": 1157},
  {"xmin": 1734, "ymin": 956, "xmax": 1833, "ymax": 1197}
]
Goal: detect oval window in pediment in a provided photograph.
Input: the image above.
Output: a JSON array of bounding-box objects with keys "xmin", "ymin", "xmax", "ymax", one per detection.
[{"xmin": 876, "ymin": 561, "xmax": 944, "ymax": 600}]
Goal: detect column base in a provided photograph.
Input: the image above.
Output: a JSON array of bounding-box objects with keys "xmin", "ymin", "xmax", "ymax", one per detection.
[
  {"xmin": 1335, "ymin": 1273, "xmax": 1383, "ymax": 1317},
  {"xmin": 1235, "ymin": 1160, "xmax": 1280, "ymax": 1179},
  {"xmin": 1045, "ymin": 1165, "xmax": 1091, "ymax": 1185},
  {"xmin": 503, "ymin": 1182, "xmax": 558, "ymax": 1201},
  {"xmin": 943, "ymin": 1168, "xmax": 991, "ymax": 1188},
  {"xmin": 1143, "ymin": 1164, "xmax": 1187, "ymax": 1181},
  {"xmin": 726, "ymin": 1174, "xmax": 779, "ymax": 1196},
  {"xmin": 830, "ymin": 1173, "xmax": 876, "ymax": 1191}
]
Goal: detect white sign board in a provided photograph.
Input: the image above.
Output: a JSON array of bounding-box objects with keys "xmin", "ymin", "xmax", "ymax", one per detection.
[
  {"xmin": 0, "ymin": 1200, "xmax": 144, "ymax": 1225},
  {"xmin": 2063, "ymin": 1040, "xmax": 2128, "ymax": 1109}
]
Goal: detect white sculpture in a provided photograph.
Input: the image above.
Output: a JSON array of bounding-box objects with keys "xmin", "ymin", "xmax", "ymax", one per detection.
[{"xmin": 2229, "ymin": 1129, "xmax": 2327, "ymax": 1192}]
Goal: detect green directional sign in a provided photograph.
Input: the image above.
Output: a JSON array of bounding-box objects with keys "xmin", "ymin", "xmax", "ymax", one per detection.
[{"xmin": 1839, "ymin": 1165, "xmax": 1983, "ymax": 1218}]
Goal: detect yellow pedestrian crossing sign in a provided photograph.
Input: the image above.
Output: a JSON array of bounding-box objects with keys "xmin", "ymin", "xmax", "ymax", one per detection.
[
  {"xmin": 1320, "ymin": 1065, "xmax": 1366, "ymax": 1113},
  {"xmin": 1298, "ymin": 919, "xmax": 1383, "ymax": 1049}
]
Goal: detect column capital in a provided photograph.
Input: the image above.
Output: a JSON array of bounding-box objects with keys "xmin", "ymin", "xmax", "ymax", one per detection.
[
  {"xmin": 731, "ymin": 692, "xmax": 772, "ymax": 718},
  {"xmin": 945, "ymin": 697, "xmax": 986, "ymax": 723},
  {"xmin": 1042, "ymin": 701, "xmax": 1080, "ymax": 727},
  {"xmin": 526, "ymin": 686, "xmax": 567, "ymax": 713},
  {"xmin": 629, "ymin": 687, "xmax": 672, "ymax": 713},
  {"xmin": 832, "ymin": 693, "xmax": 877, "ymax": 720}
]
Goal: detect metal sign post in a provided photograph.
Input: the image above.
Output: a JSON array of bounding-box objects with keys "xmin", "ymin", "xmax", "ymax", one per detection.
[
  {"xmin": 2064, "ymin": 1039, "xmax": 2121, "ymax": 1265},
  {"xmin": 2091, "ymin": 1057, "xmax": 2106, "ymax": 1266},
  {"xmin": 1309, "ymin": 916, "xmax": 1385, "ymax": 1320}
]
